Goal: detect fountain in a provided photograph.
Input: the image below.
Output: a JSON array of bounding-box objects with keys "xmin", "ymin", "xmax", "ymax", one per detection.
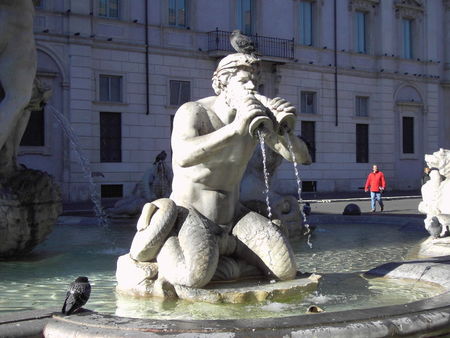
[
  {"xmin": 0, "ymin": 0, "xmax": 62, "ymax": 258},
  {"xmin": 1, "ymin": 11, "xmax": 450, "ymax": 335}
]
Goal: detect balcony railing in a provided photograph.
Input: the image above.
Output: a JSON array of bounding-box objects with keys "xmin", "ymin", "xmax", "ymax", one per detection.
[{"xmin": 208, "ymin": 29, "xmax": 295, "ymax": 60}]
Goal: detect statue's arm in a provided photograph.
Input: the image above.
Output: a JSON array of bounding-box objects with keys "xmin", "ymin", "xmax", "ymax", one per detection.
[{"xmin": 171, "ymin": 102, "xmax": 237, "ymax": 167}]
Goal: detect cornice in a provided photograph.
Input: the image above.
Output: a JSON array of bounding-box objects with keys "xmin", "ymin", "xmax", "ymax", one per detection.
[
  {"xmin": 394, "ymin": 0, "xmax": 424, "ymax": 19},
  {"xmin": 348, "ymin": 0, "xmax": 380, "ymax": 12}
]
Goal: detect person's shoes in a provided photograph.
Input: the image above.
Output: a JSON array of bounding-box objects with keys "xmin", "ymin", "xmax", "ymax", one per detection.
[
  {"xmin": 380, "ymin": 206, "xmax": 384, "ymax": 212},
  {"xmin": 371, "ymin": 209, "xmax": 375, "ymax": 212}
]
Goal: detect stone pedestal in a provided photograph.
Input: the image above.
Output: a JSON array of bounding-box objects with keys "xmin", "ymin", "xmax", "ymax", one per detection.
[
  {"xmin": 173, "ymin": 273, "xmax": 321, "ymax": 304},
  {"xmin": 0, "ymin": 168, "xmax": 62, "ymax": 258},
  {"xmin": 116, "ymin": 252, "xmax": 320, "ymax": 304}
]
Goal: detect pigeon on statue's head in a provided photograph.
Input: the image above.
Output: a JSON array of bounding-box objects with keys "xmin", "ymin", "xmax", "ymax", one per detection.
[
  {"xmin": 230, "ymin": 29, "xmax": 257, "ymax": 56},
  {"xmin": 62, "ymin": 276, "xmax": 91, "ymax": 315}
]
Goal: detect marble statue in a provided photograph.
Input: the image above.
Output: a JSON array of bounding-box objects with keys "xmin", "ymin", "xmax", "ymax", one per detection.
[
  {"xmin": 0, "ymin": 0, "xmax": 37, "ymax": 165},
  {"xmin": 116, "ymin": 52, "xmax": 312, "ymax": 298},
  {"xmin": 418, "ymin": 148, "xmax": 450, "ymax": 238},
  {"xmin": 107, "ymin": 152, "xmax": 172, "ymax": 218},
  {"xmin": 0, "ymin": 0, "xmax": 62, "ymax": 258}
]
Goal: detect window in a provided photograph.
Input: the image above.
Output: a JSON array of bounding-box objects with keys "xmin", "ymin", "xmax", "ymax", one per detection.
[
  {"xmin": 170, "ymin": 80, "xmax": 190, "ymax": 106},
  {"xmin": 99, "ymin": 75, "xmax": 122, "ymax": 102},
  {"xmin": 300, "ymin": 91, "xmax": 316, "ymax": 114},
  {"xmin": 101, "ymin": 184, "xmax": 123, "ymax": 198},
  {"xmin": 355, "ymin": 11, "xmax": 367, "ymax": 53},
  {"xmin": 302, "ymin": 181, "xmax": 316, "ymax": 192},
  {"xmin": 402, "ymin": 116, "xmax": 414, "ymax": 154},
  {"xmin": 100, "ymin": 112, "xmax": 121, "ymax": 162},
  {"xmin": 20, "ymin": 109, "xmax": 45, "ymax": 147},
  {"xmin": 299, "ymin": 1, "xmax": 313, "ymax": 46},
  {"xmin": 237, "ymin": 0, "xmax": 253, "ymax": 35},
  {"xmin": 169, "ymin": 0, "xmax": 187, "ymax": 28},
  {"xmin": 99, "ymin": 0, "xmax": 119, "ymax": 18},
  {"xmin": 355, "ymin": 96, "xmax": 368, "ymax": 117},
  {"xmin": 356, "ymin": 124, "xmax": 369, "ymax": 163},
  {"xmin": 301, "ymin": 121, "xmax": 316, "ymax": 162},
  {"xmin": 402, "ymin": 18, "xmax": 413, "ymax": 59}
]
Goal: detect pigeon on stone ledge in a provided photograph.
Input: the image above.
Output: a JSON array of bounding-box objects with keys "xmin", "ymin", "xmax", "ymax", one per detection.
[
  {"xmin": 230, "ymin": 29, "xmax": 257, "ymax": 56},
  {"xmin": 62, "ymin": 276, "xmax": 91, "ymax": 315}
]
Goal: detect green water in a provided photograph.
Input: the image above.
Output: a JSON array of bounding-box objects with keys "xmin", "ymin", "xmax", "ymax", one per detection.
[{"xmin": 0, "ymin": 217, "xmax": 442, "ymax": 320}]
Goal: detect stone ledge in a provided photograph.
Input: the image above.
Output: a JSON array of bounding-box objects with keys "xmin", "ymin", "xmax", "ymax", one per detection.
[
  {"xmin": 174, "ymin": 273, "xmax": 321, "ymax": 303},
  {"xmin": 419, "ymin": 237, "xmax": 450, "ymax": 258}
]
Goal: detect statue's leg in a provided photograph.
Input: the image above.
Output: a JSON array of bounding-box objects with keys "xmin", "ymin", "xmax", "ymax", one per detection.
[
  {"xmin": 157, "ymin": 207, "xmax": 219, "ymax": 288},
  {"xmin": 232, "ymin": 211, "xmax": 297, "ymax": 280},
  {"xmin": 0, "ymin": 42, "xmax": 36, "ymax": 150}
]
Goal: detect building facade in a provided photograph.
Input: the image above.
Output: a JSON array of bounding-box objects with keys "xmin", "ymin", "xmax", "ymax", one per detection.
[{"xmin": 21, "ymin": 0, "xmax": 450, "ymax": 201}]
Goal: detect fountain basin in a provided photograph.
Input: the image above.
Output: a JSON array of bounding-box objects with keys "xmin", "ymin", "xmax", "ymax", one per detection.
[
  {"xmin": 43, "ymin": 285, "xmax": 450, "ymax": 337},
  {"xmin": 2, "ymin": 214, "xmax": 450, "ymax": 336}
]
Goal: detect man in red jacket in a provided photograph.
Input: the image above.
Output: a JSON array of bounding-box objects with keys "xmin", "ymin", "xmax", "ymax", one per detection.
[{"xmin": 364, "ymin": 164, "xmax": 386, "ymax": 212}]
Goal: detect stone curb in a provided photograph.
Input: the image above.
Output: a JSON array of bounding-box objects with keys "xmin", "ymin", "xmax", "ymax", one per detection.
[
  {"xmin": 0, "ymin": 308, "xmax": 58, "ymax": 338},
  {"xmin": 303, "ymin": 195, "xmax": 421, "ymax": 204}
]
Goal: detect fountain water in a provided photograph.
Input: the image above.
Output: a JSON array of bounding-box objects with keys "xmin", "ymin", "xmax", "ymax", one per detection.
[
  {"xmin": 257, "ymin": 130, "xmax": 272, "ymax": 222},
  {"xmin": 285, "ymin": 132, "xmax": 313, "ymax": 247},
  {"xmin": 48, "ymin": 105, "xmax": 108, "ymax": 227},
  {"xmin": 0, "ymin": 216, "xmax": 440, "ymax": 319}
]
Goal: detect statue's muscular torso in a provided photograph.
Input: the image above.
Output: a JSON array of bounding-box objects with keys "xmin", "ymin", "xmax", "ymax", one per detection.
[{"xmin": 170, "ymin": 97, "xmax": 257, "ymax": 225}]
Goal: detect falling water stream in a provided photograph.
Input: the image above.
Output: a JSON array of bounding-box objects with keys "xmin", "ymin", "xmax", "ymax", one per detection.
[
  {"xmin": 257, "ymin": 130, "xmax": 272, "ymax": 222},
  {"xmin": 285, "ymin": 132, "xmax": 312, "ymax": 248},
  {"xmin": 48, "ymin": 105, "xmax": 108, "ymax": 227}
]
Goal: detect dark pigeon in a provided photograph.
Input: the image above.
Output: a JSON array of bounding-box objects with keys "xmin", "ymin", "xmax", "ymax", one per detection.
[
  {"xmin": 62, "ymin": 276, "xmax": 91, "ymax": 315},
  {"xmin": 230, "ymin": 29, "xmax": 257, "ymax": 56},
  {"xmin": 154, "ymin": 150, "xmax": 167, "ymax": 164}
]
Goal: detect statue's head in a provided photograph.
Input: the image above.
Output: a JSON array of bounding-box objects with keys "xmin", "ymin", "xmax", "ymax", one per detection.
[{"xmin": 212, "ymin": 53, "xmax": 261, "ymax": 95}]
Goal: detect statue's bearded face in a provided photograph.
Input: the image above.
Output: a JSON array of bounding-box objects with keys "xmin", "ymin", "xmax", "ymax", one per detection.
[{"xmin": 222, "ymin": 67, "xmax": 259, "ymax": 108}]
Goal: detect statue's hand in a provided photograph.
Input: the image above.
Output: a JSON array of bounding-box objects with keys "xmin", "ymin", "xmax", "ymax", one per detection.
[
  {"xmin": 233, "ymin": 94, "xmax": 266, "ymax": 136},
  {"xmin": 268, "ymin": 97, "xmax": 296, "ymax": 134},
  {"xmin": 268, "ymin": 97, "xmax": 296, "ymax": 115}
]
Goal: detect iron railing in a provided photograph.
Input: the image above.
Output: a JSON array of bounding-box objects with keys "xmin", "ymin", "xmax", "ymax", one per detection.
[{"xmin": 208, "ymin": 29, "xmax": 295, "ymax": 60}]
